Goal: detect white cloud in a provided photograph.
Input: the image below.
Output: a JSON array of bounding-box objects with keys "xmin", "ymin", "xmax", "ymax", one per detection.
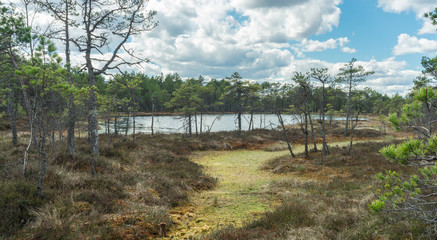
[
  {"xmin": 393, "ymin": 33, "xmax": 437, "ymax": 55},
  {"xmin": 127, "ymin": 0, "xmax": 344, "ymax": 80},
  {"xmin": 295, "ymin": 37, "xmax": 348, "ymax": 51},
  {"xmin": 419, "ymin": 20, "xmax": 437, "ymax": 35},
  {"xmin": 287, "ymin": 57, "xmax": 419, "ymax": 96},
  {"xmin": 291, "ymin": 37, "xmax": 354, "ymax": 57},
  {"xmin": 377, "ymin": 0, "xmax": 436, "ymax": 34},
  {"xmin": 341, "ymin": 47, "xmax": 357, "ymax": 53},
  {"xmin": 6, "ymin": 0, "xmax": 422, "ymax": 96},
  {"xmin": 346, "ymin": 58, "xmax": 419, "ymax": 96}
]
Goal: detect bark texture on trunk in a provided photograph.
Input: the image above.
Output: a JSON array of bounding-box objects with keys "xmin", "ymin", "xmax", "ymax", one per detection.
[
  {"xmin": 37, "ymin": 127, "xmax": 47, "ymax": 199},
  {"xmin": 345, "ymin": 76, "xmax": 352, "ymax": 136},
  {"xmin": 277, "ymin": 112, "xmax": 295, "ymax": 158},
  {"xmin": 308, "ymin": 114, "xmax": 317, "ymax": 151}
]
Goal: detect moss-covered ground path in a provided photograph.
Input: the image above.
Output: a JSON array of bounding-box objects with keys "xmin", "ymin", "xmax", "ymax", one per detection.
[{"xmin": 166, "ymin": 140, "xmax": 378, "ymax": 239}]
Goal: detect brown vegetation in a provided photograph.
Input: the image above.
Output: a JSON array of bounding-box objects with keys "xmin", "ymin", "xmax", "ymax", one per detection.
[
  {"xmin": 0, "ymin": 117, "xmax": 395, "ymax": 239},
  {"xmin": 205, "ymin": 141, "xmax": 425, "ymax": 239}
]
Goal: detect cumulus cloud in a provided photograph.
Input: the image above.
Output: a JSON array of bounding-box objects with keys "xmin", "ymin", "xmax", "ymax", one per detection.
[
  {"xmin": 127, "ymin": 0, "xmax": 344, "ymax": 80},
  {"xmin": 341, "ymin": 47, "xmax": 357, "ymax": 53},
  {"xmin": 6, "ymin": 0, "xmax": 422, "ymax": 95},
  {"xmin": 377, "ymin": 0, "xmax": 436, "ymax": 34},
  {"xmin": 294, "ymin": 37, "xmax": 348, "ymax": 51},
  {"xmin": 345, "ymin": 58, "xmax": 419, "ymax": 96},
  {"xmin": 393, "ymin": 33, "xmax": 437, "ymax": 55}
]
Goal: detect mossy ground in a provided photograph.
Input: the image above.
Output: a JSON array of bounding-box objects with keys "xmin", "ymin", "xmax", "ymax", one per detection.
[{"xmin": 167, "ymin": 140, "xmax": 385, "ymax": 239}]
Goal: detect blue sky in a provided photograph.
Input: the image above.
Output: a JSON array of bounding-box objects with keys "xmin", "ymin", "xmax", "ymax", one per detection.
[
  {"xmin": 18, "ymin": 0, "xmax": 437, "ymax": 96},
  {"xmin": 304, "ymin": 0, "xmax": 428, "ymax": 69},
  {"xmin": 126, "ymin": 0, "xmax": 437, "ymax": 96}
]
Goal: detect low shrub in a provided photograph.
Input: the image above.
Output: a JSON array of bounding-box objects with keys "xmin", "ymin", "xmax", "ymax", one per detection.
[{"xmin": 0, "ymin": 181, "xmax": 42, "ymax": 237}]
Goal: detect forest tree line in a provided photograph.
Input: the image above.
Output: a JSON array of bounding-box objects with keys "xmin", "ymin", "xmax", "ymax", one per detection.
[{"xmin": 0, "ymin": 0, "xmax": 436, "ymax": 198}]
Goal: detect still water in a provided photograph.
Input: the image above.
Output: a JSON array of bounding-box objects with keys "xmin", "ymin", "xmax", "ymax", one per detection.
[{"xmin": 99, "ymin": 113, "xmax": 351, "ymax": 134}]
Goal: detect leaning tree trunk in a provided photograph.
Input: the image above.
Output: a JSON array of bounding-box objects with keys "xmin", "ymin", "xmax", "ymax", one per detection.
[
  {"xmin": 277, "ymin": 112, "xmax": 295, "ymax": 158},
  {"xmin": 8, "ymin": 52, "xmax": 36, "ymax": 177},
  {"xmin": 308, "ymin": 114, "xmax": 318, "ymax": 152},
  {"xmin": 348, "ymin": 110, "xmax": 361, "ymax": 154}
]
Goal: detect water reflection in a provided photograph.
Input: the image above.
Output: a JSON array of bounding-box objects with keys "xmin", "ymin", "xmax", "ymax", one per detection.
[{"xmin": 99, "ymin": 113, "xmax": 361, "ymax": 135}]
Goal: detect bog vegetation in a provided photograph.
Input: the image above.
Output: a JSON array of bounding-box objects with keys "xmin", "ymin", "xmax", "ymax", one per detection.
[{"xmin": 1, "ymin": 1, "xmax": 437, "ymax": 239}]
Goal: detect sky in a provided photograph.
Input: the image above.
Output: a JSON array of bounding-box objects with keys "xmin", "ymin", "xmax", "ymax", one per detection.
[{"xmin": 9, "ymin": 0, "xmax": 437, "ymax": 96}]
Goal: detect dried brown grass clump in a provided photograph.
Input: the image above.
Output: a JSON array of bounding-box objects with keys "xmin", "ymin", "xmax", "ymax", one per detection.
[
  {"xmin": 204, "ymin": 200, "xmax": 314, "ymax": 240},
  {"xmin": 0, "ymin": 181, "xmax": 42, "ymax": 237},
  {"xmin": 0, "ymin": 119, "xmax": 11, "ymax": 131},
  {"xmin": 257, "ymin": 141, "xmax": 424, "ymax": 239}
]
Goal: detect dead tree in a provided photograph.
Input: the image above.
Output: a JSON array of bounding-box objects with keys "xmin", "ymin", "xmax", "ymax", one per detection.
[{"xmin": 70, "ymin": 0, "xmax": 157, "ymax": 175}]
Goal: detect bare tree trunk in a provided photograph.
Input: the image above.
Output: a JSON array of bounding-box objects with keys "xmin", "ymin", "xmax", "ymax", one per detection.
[
  {"xmin": 304, "ymin": 105, "xmax": 309, "ymax": 157},
  {"xmin": 237, "ymin": 92, "xmax": 242, "ymax": 132},
  {"xmin": 277, "ymin": 112, "xmax": 295, "ymax": 158},
  {"xmin": 124, "ymin": 112, "xmax": 130, "ymax": 142},
  {"xmin": 8, "ymin": 52, "xmax": 36, "ymax": 177},
  {"xmin": 107, "ymin": 118, "xmax": 110, "ymax": 147},
  {"xmin": 133, "ymin": 106, "xmax": 136, "ymax": 144},
  {"xmin": 427, "ymin": 104, "xmax": 432, "ymax": 135},
  {"xmin": 9, "ymin": 92, "xmax": 18, "ymax": 146},
  {"xmin": 151, "ymin": 102, "xmax": 155, "ymax": 136},
  {"xmin": 65, "ymin": 1, "xmax": 76, "ymax": 155},
  {"xmin": 200, "ymin": 112, "xmax": 203, "ymax": 135},
  {"xmin": 84, "ymin": 1, "xmax": 99, "ymax": 175},
  {"xmin": 114, "ymin": 114, "xmax": 118, "ymax": 138},
  {"xmin": 248, "ymin": 111, "xmax": 253, "ymax": 131},
  {"xmin": 23, "ymin": 118, "xmax": 34, "ymax": 178},
  {"xmin": 308, "ymin": 114, "xmax": 317, "ymax": 151},
  {"xmin": 321, "ymin": 83, "xmax": 329, "ymax": 155},
  {"xmin": 188, "ymin": 114, "xmax": 192, "ymax": 137},
  {"xmin": 58, "ymin": 122, "xmax": 62, "ymax": 150},
  {"xmin": 51, "ymin": 124, "xmax": 55, "ymax": 151},
  {"xmin": 348, "ymin": 110, "xmax": 361, "ymax": 154},
  {"xmin": 88, "ymin": 75, "xmax": 99, "ymax": 175},
  {"xmin": 37, "ymin": 126, "xmax": 47, "ymax": 199},
  {"xmin": 345, "ymin": 77, "xmax": 352, "ymax": 136},
  {"xmin": 195, "ymin": 113, "xmax": 198, "ymax": 136}
]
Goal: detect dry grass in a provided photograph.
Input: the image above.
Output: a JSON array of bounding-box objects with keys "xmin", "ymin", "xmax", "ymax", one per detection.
[
  {"xmin": 0, "ymin": 130, "xmax": 219, "ymax": 239},
  {"xmin": 205, "ymin": 141, "xmax": 425, "ymax": 239},
  {"xmin": 0, "ymin": 117, "xmax": 391, "ymax": 239}
]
